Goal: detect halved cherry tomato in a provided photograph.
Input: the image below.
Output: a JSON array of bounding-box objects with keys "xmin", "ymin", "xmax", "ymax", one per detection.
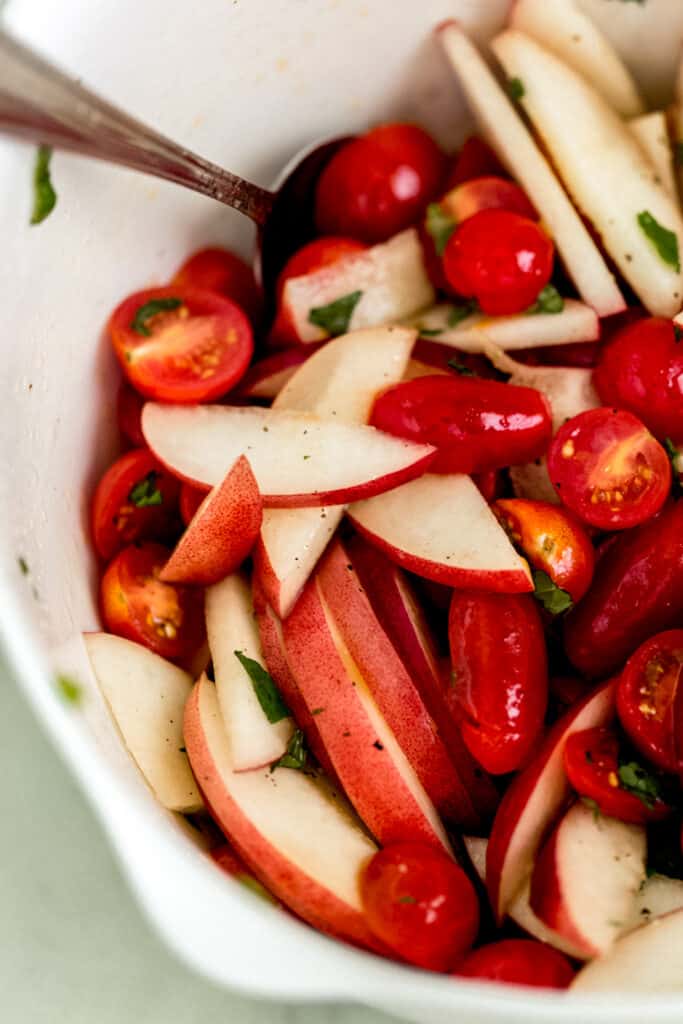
[
  {"xmin": 179, "ymin": 481, "xmax": 208, "ymax": 527},
  {"xmin": 172, "ymin": 247, "xmax": 263, "ymax": 324},
  {"xmin": 593, "ymin": 317, "xmax": 683, "ymax": 443},
  {"xmin": 440, "ymin": 176, "xmax": 537, "ymax": 224},
  {"xmin": 117, "ymin": 383, "xmax": 146, "ymax": 448},
  {"xmin": 454, "ymin": 939, "xmax": 574, "ymax": 989},
  {"xmin": 564, "ymin": 501, "xmax": 683, "ymax": 678},
  {"xmin": 547, "ymin": 408, "xmax": 671, "ymax": 530},
  {"xmin": 108, "ymin": 285, "xmax": 254, "ymax": 403},
  {"xmin": 564, "ymin": 727, "xmax": 672, "ymax": 824},
  {"xmin": 448, "ymin": 591, "xmax": 548, "ymax": 775},
  {"xmin": 493, "ymin": 499, "xmax": 595, "ymax": 603},
  {"xmin": 444, "ymin": 136, "xmax": 507, "ymax": 190},
  {"xmin": 100, "ymin": 542, "xmax": 205, "ymax": 661},
  {"xmin": 91, "ymin": 449, "xmax": 181, "ymax": 561},
  {"xmin": 370, "ymin": 375, "xmax": 551, "ymax": 475},
  {"xmin": 617, "ymin": 631, "xmax": 683, "ymax": 774},
  {"xmin": 360, "ymin": 842, "xmax": 479, "ymax": 972},
  {"xmin": 315, "ymin": 123, "xmax": 446, "ymax": 243},
  {"xmin": 442, "ymin": 210, "xmax": 554, "ymax": 316}
]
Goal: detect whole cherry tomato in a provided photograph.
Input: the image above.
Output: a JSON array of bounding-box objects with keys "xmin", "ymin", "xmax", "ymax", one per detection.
[
  {"xmin": 108, "ymin": 285, "xmax": 254, "ymax": 403},
  {"xmin": 91, "ymin": 449, "xmax": 181, "ymax": 561},
  {"xmin": 593, "ymin": 317, "xmax": 683, "ymax": 442},
  {"xmin": 473, "ymin": 470, "xmax": 502, "ymax": 503},
  {"xmin": 617, "ymin": 631, "xmax": 683, "ymax": 774},
  {"xmin": 369, "ymin": 375, "xmax": 552, "ymax": 475},
  {"xmin": 315, "ymin": 123, "xmax": 446, "ymax": 243},
  {"xmin": 547, "ymin": 408, "xmax": 671, "ymax": 530},
  {"xmin": 440, "ymin": 176, "xmax": 537, "ymax": 224},
  {"xmin": 493, "ymin": 499, "xmax": 595, "ymax": 604},
  {"xmin": 442, "ymin": 210, "xmax": 554, "ymax": 316},
  {"xmin": 179, "ymin": 481, "xmax": 208, "ymax": 527},
  {"xmin": 117, "ymin": 383, "xmax": 146, "ymax": 448},
  {"xmin": 172, "ymin": 246, "xmax": 263, "ymax": 324},
  {"xmin": 444, "ymin": 136, "xmax": 507, "ymax": 189},
  {"xmin": 513, "ymin": 340, "xmax": 602, "ymax": 369},
  {"xmin": 100, "ymin": 542, "xmax": 205, "ymax": 661},
  {"xmin": 448, "ymin": 591, "xmax": 548, "ymax": 774},
  {"xmin": 360, "ymin": 842, "xmax": 479, "ymax": 972},
  {"xmin": 564, "ymin": 501, "xmax": 683, "ymax": 678},
  {"xmin": 454, "ymin": 939, "xmax": 574, "ymax": 989},
  {"xmin": 564, "ymin": 727, "xmax": 672, "ymax": 824}
]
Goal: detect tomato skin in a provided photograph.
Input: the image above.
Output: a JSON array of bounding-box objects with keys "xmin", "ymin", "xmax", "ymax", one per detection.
[
  {"xmin": 442, "ymin": 210, "xmax": 554, "ymax": 316},
  {"xmin": 564, "ymin": 501, "xmax": 683, "ymax": 678},
  {"xmin": 179, "ymin": 481, "xmax": 208, "ymax": 527},
  {"xmin": 100, "ymin": 542, "xmax": 205, "ymax": 661},
  {"xmin": 441, "ymin": 176, "xmax": 538, "ymax": 223},
  {"xmin": 369, "ymin": 376, "xmax": 552, "ymax": 475},
  {"xmin": 547, "ymin": 408, "xmax": 672, "ymax": 530},
  {"xmin": 172, "ymin": 247, "xmax": 263, "ymax": 324},
  {"xmin": 117, "ymin": 383, "xmax": 146, "ymax": 447},
  {"xmin": 91, "ymin": 449, "xmax": 181, "ymax": 562},
  {"xmin": 448, "ymin": 591, "xmax": 548, "ymax": 774},
  {"xmin": 315, "ymin": 123, "xmax": 446, "ymax": 243},
  {"xmin": 564, "ymin": 727, "xmax": 672, "ymax": 824},
  {"xmin": 492, "ymin": 499, "xmax": 595, "ymax": 603},
  {"xmin": 616, "ymin": 631, "xmax": 683, "ymax": 774},
  {"xmin": 360, "ymin": 842, "xmax": 479, "ymax": 972},
  {"xmin": 454, "ymin": 939, "xmax": 574, "ymax": 989},
  {"xmin": 593, "ymin": 317, "xmax": 683, "ymax": 443},
  {"xmin": 444, "ymin": 136, "xmax": 507, "ymax": 190},
  {"xmin": 108, "ymin": 285, "xmax": 254, "ymax": 404}
]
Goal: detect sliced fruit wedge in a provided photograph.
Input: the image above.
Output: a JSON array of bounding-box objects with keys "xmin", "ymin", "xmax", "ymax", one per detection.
[
  {"xmin": 571, "ymin": 908, "xmax": 683, "ymax": 993},
  {"xmin": 205, "ymin": 573, "xmax": 293, "ymax": 771},
  {"xmin": 492, "ymin": 29, "xmax": 683, "ymax": 317},
  {"xmin": 142, "ymin": 403, "xmax": 434, "ymax": 508},
  {"xmin": 347, "ymin": 473, "xmax": 533, "ymax": 592},
  {"xmin": 83, "ymin": 632, "xmax": 201, "ymax": 812},
  {"xmin": 629, "ymin": 112, "xmax": 678, "ymax": 202},
  {"xmin": 436, "ymin": 22, "xmax": 625, "ymax": 317},
  {"xmin": 184, "ymin": 674, "xmax": 381, "ymax": 950}
]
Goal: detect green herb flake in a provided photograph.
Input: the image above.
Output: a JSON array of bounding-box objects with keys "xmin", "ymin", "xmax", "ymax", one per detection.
[
  {"xmin": 30, "ymin": 146, "xmax": 57, "ymax": 225},
  {"xmin": 272, "ymin": 728, "xmax": 308, "ymax": 771},
  {"xmin": 18, "ymin": 556, "xmax": 29, "ymax": 576},
  {"xmin": 674, "ymin": 324, "xmax": 683, "ymax": 343},
  {"xmin": 507, "ymin": 77, "xmax": 525, "ymax": 101},
  {"xmin": 56, "ymin": 674, "xmax": 83, "ymax": 705},
  {"xmin": 532, "ymin": 569, "xmax": 573, "ymax": 616},
  {"xmin": 425, "ymin": 202, "xmax": 456, "ymax": 257},
  {"xmin": 447, "ymin": 358, "xmax": 476, "ymax": 377},
  {"xmin": 308, "ymin": 290, "xmax": 362, "ymax": 337},
  {"xmin": 618, "ymin": 761, "xmax": 662, "ymax": 809},
  {"xmin": 637, "ymin": 211, "xmax": 680, "ymax": 271},
  {"xmin": 447, "ymin": 301, "xmax": 478, "ymax": 328},
  {"xmin": 582, "ymin": 796, "xmax": 602, "ymax": 822},
  {"xmin": 234, "ymin": 651, "xmax": 290, "ymax": 724},
  {"xmin": 129, "ymin": 471, "xmax": 163, "ymax": 508},
  {"xmin": 237, "ymin": 873, "xmax": 278, "ymax": 904},
  {"xmin": 664, "ymin": 438, "xmax": 682, "ymax": 497},
  {"xmin": 418, "ymin": 327, "xmax": 444, "ymax": 337},
  {"xmin": 527, "ymin": 284, "xmax": 564, "ymax": 315},
  {"xmin": 397, "ymin": 895, "xmax": 417, "ymax": 905},
  {"xmin": 311, "ymin": 707, "xmax": 325, "ymax": 716},
  {"xmin": 131, "ymin": 297, "xmax": 183, "ymax": 337}
]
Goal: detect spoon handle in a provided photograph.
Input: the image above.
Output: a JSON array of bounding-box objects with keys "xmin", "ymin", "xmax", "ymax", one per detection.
[{"xmin": 0, "ymin": 30, "xmax": 275, "ymax": 225}]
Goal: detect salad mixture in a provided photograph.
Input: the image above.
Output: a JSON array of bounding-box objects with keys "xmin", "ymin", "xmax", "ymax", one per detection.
[{"xmin": 80, "ymin": 2, "xmax": 683, "ymax": 995}]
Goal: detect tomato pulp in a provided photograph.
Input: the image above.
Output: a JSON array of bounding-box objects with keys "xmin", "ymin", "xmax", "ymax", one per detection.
[{"xmin": 617, "ymin": 631, "xmax": 683, "ymax": 774}]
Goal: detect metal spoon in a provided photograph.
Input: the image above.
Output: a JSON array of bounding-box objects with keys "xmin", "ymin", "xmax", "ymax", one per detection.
[{"xmin": 0, "ymin": 29, "xmax": 346, "ymax": 293}]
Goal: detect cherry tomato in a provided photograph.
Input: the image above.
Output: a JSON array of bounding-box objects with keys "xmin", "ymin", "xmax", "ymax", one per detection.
[
  {"xmin": 547, "ymin": 408, "xmax": 671, "ymax": 530},
  {"xmin": 593, "ymin": 317, "xmax": 683, "ymax": 443},
  {"xmin": 91, "ymin": 449, "xmax": 181, "ymax": 562},
  {"xmin": 473, "ymin": 470, "xmax": 502, "ymax": 503},
  {"xmin": 513, "ymin": 341, "xmax": 603, "ymax": 369},
  {"xmin": 448, "ymin": 591, "xmax": 548, "ymax": 774},
  {"xmin": 100, "ymin": 542, "xmax": 205, "ymax": 661},
  {"xmin": 550, "ymin": 674, "xmax": 590, "ymax": 714},
  {"xmin": 441, "ymin": 176, "xmax": 537, "ymax": 224},
  {"xmin": 315, "ymin": 123, "xmax": 446, "ymax": 244},
  {"xmin": 117, "ymin": 383, "xmax": 145, "ymax": 448},
  {"xmin": 454, "ymin": 939, "xmax": 574, "ymax": 989},
  {"xmin": 444, "ymin": 136, "xmax": 507, "ymax": 190},
  {"xmin": 442, "ymin": 210, "xmax": 554, "ymax": 316},
  {"xmin": 172, "ymin": 247, "xmax": 263, "ymax": 324},
  {"xmin": 369, "ymin": 375, "xmax": 551, "ymax": 475},
  {"xmin": 108, "ymin": 285, "xmax": 254, "ymax": 403},
  {"xmin": 179, "ymin": 481, "xmax": 208, "ymax": 527},
  {"xmin": 564, "ymin": 501, "xmax": 683, "ymax": 678},
  {"xmin": 617, "ymin": 631, "xmax": 683, "ymax": 774},
  {"xmin": 360, "ymin": 842, "xmax": 479, "ymax": 972},
  {"xmin": 564, "ymin": 727, "xmax": 672, "ymax": 824},
  {"xmin": 493, "ymin": 499, "xmax": 595, "ymax": 603}
]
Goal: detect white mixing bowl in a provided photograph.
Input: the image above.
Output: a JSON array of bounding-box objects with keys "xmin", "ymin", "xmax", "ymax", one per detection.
[{"xmin": 2, "ymin": 1, "xmax": 683, "ymax": 1021}]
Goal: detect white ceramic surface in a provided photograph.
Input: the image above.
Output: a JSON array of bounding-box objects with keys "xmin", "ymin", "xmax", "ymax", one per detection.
[{"xmin": 2, "ymin": 2, "xmax": 683, "ymax": 1022}]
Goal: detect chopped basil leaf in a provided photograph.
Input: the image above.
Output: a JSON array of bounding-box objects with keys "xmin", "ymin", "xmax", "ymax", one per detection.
[
  {"xmin": 507, "ymin": 77, "xmax": 525, "ymax": 101},
  {"xmin": 447, "ymin": 301, "xmax": 478, "ymax": 327},
  {"xmin": 664, "ymin": 438, "xmax": 682, "ymax": 497},
  {"xmin": 637, "ymin": 211, "xmax": 680, "ymax": 271},
  {"xmin": 582, "ymin": 796, "xmax": 601, "ymax": 822},
  {"xmin": 308, "ymin": 290, "xmax": 362, "ymax": 336},
  {"xmin": 56, "ymin": 674, "xmax": 82, "ymax": 705},
  {"xmin": 425, "ymin": 202, "xmax": 456, "ymax": 256},
  {"xmin": 674, "ymin": 324, "xmax": 683, "ymax": 343},
  {"xmin": 675, "ymin": 142, "xmax": 683, "ymax": 167},
  {"xmin": 447, "ymin": 358, "xmax": 476, "ymax": 377},
  {"xmin": 272, "ymin": 728, "xmax": 308, "ymax": 771},
  {"xmin": 532, "ymin": 569, "xmax": 573, "ymax": 616},
  {"xmin": 527, "ymin": 284, "xmax": 564, "ymax": 315},
  {"xmin": 397, "ymin": 895, "xmax": 417, "ymax": 904},
  {"xmin": 131, "ymin": 297, "xmax": 182, "ymax": 336},
  {"xmin": 418, "ymin": 327, "xmax": 444, "ymax": 337},
  {"xmin": 618, "ymin": 761, "xmax": 662, "ymax": 809},
  {"xmin": 30, "ymin": 146, "xmax": 57, "ymax": 225},
  {"xmin": 18, "ymin": 556, "xmax": 29, "ymax": 576},
  {"xmin": 234, "ymin": 651, "xmax": 290, "ymax": 724},
  {"xmin": 129, "ymin": 471, "xmax": 163, "ymax": 508}
]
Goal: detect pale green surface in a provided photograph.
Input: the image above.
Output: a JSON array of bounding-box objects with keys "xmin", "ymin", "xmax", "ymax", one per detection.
[{"xmin": 0, "ymin": 654, "xmax": 396, "ymax": 1024}]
